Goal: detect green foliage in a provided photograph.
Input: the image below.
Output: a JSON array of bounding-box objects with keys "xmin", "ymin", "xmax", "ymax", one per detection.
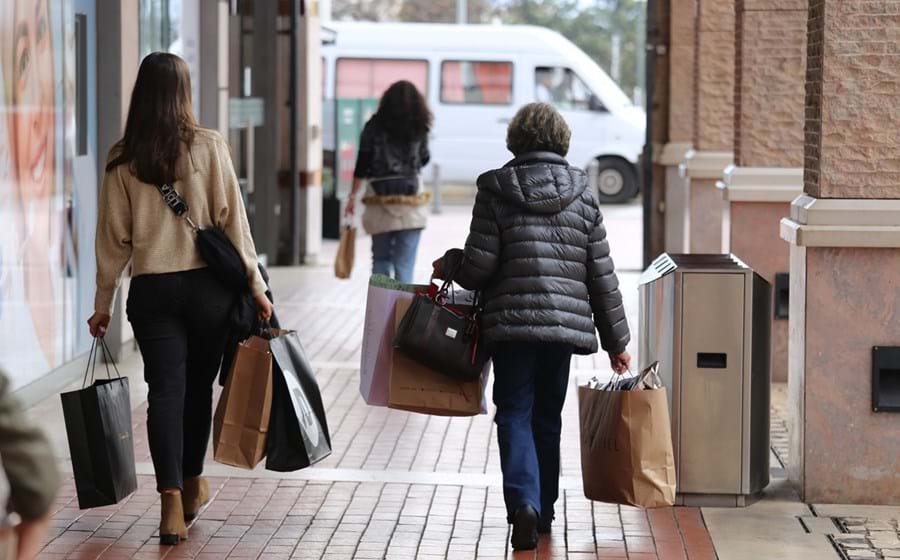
[{"xmin": 494, "ymin": 0, "xmax": 645, "ymax": 99}]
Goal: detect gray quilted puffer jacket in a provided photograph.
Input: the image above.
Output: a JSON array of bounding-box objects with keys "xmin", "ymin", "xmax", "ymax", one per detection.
[{"xmin": 442, "ymin": 151, "xmax": 630, "ymax": 355}]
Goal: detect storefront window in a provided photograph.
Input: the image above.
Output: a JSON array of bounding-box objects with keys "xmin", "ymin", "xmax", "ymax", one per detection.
[
  {"xmin": 140, "ymin": 0, "xmax": 180, "ymax": 58},
  {"xmin": 0, "ymin": 0, "xmax": 79, "ymax": 387},
  {"xmin": 139, "ymin": 0, "xmax": 199, "ymax": 109}
]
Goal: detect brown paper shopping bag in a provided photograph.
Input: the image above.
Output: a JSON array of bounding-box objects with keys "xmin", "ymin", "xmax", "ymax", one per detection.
[
  {"xmin": 578, "ymin": 384, "xmax": 676, "ymax": 508},
  {"xmin": 388, "ymin": 298, "xmax": 488, "ymax": 416},
  {"xmin": 334, "ymin": 226, "xmax": 356, "ymax": 279},
  {"xmin": 213, "ymin": 336, "xmax": 273, "ymax": 469}
]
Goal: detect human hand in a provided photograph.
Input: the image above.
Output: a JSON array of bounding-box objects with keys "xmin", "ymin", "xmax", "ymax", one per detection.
[
  {"xmin": 344, "ymin": 197, "xmax": 356, "ymax": 218},
  {"xmin": 87, "ymin": 312, "xmax": 111, "ymax": 338},
  {"xmin": 253, "ymin": 293, "xmax": 273, "ymax": 323},
  {"xmin": 15, "ymin": 514, "xmax": 51, "ymax": 560},
  {"xmin": 609, "ymin": 351, "xmax": 631, "ymax": 375}
]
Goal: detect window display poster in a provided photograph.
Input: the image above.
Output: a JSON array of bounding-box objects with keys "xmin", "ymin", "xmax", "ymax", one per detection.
[{"xmin": 0, "ymin": 0, "xmax": 78, "ymax": 389}]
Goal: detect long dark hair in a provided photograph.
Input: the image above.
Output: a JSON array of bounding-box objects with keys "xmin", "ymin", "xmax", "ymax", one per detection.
[
  {"xmin": 373, "ymin": 81, "xmax": 432, "ymax": 142},
  {"xmin": 106, "ymin": 52, "xmax": 197, "ymax": 185}
]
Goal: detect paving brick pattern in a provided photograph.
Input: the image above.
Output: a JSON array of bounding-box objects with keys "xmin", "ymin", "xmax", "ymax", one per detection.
[
  {"xmin": 833, "ymin": 518, "xmax": 900, "ymax": 560},
  {"xmin": 37, "ymin": 206, "xmax": 720, "ymax": 559}
]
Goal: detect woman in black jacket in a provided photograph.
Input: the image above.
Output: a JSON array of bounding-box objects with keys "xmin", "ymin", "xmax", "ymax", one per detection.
[
  {"xmin": 345, "ymin": 81, "xmax": 432, "ymax": 283},
  {"xmin": 434, "ymin": 103, "xmax": 631, "ymax": 551}
]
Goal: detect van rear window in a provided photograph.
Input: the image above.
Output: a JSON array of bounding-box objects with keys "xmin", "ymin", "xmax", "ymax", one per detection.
[
  {"xmin": 440, "ymin": 61, "xmax": 513, "ymax": 105},
  {"xmin": 336, "ymin": 58, "xmax": 428, "ymax": 98}
]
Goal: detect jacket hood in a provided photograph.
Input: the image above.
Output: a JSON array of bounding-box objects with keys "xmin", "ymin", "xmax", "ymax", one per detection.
[{"xmin": 476, "ymin": 151, "xmax": 588, "ymax": 214}]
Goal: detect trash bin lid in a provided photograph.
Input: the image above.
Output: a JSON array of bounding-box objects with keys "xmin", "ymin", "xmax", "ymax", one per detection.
[{"xmin": 638, "ymin": 253, "xmax": 749, "ymax": 285}]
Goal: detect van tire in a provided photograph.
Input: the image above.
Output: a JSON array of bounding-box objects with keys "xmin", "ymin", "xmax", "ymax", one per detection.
[{"xmin": 592, "ymin": 158, "xmax": 638, "ymax": 204}]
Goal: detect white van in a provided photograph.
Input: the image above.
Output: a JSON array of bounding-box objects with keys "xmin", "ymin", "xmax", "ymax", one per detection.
[{"xmin": 322, "ymin": 22, "xmax": 646, "ymax": 202}]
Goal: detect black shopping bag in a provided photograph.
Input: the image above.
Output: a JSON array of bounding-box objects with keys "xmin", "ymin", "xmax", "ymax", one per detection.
[
  {"xmin": 265, "ymin": 330, "xmax": 332, "ymax": 471},
  {"xmin": 60, "ymin": 339, "xmax": 138, "ymax": 509}
]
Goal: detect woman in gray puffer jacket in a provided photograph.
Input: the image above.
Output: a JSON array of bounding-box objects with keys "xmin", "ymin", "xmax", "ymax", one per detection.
[{"xmin": 434, "ymin": 103, "xmax": 631, "ymax": 551}]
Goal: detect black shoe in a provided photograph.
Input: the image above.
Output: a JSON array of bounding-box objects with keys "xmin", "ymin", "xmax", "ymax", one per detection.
[
  {"xmin": 537, "ymin": 518, "xmax": 552, "ymax": 534},
  {"xmin": 511, "ymin": 505, "xmax": 539, "ymax": 550}
]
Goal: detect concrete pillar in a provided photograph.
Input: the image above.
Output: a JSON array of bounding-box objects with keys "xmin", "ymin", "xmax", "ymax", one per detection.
[
  {"xmin": 251, "ymin": 0, "xmax": 281, "ymax": 262},
  {"xmin": 719, "ymin": 0, "xmax": 806, "ymax": 383},
  {"xmin": 199, "ymin": 0, "xmax": 230, "ymax": 136},
  {"xmin": 296, "ymin": 9, "xmax": 323, "ymax": 264},
  {"xmin": 96, "ymin": 0, "xmax": 140, "ymax": 360},
  {"xmin": 658, "ymin": 0, "xmax": 695, "ymax": 254},
  {"xmin": 680, "ymin": 0, "xmax": 734, "ymax": 254},
  {"xmin": 780, "ymin": 0, "xmax": 900, "ymax": 504},
  {"xmin": 646, "ymin": 0, "xmax": 669, "ymax": 264}
]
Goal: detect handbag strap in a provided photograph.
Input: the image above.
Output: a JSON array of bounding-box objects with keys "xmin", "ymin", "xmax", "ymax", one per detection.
[
  {"xmin": 154, "ymin": 183, "xmax": 199, "ymax": 232},
  {"xmin": 436, "ymin": 257, "xmax": 483, "ymax": 317}
]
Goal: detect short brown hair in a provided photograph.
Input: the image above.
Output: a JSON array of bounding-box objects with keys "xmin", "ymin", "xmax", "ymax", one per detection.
[{"xmin": 506, "ymin": 103, "xmax": 571, "ymax": 157}]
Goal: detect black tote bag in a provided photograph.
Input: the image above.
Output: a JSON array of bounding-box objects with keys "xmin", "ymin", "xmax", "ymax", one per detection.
[
  {"xmin": 265, "ymin": 330, "xmax": 332, "ymax": 471},
  {"xmin": 60, "ymin": 339, "xmax": 138, "ymax": 509}
]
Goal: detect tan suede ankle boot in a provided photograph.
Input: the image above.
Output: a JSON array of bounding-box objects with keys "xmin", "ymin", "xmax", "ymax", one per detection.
[
  {"xmin": 160, "ymin": 490, "xmax": 188, "ymax": 545},
  {"xmin": 182, "ymin": 476, "xmax": 210, "ymax": 521}
]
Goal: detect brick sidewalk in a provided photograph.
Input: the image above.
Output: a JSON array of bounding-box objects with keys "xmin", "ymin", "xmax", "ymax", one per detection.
[{"xmin": 36, "ymin": 205, "xmax": 721, "ymax": 559}]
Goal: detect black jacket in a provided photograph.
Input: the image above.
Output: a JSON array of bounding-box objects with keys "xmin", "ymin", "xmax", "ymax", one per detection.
[
  {"xmin": 443, "ymin": 152, "xmax": 630, "ymax": 355},
  {"xmin": 353, "ymin": 118, "xmax": 430, "ymax": 182}
]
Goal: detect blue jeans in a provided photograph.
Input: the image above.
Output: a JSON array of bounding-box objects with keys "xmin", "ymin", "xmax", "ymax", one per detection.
[
  {"xmin": 371, "ymin": 229, "xmax": 422, "ymax": 284},
  {"xmin": 491, "ymin": 342, "xmax": 572, "ymax": 523}
]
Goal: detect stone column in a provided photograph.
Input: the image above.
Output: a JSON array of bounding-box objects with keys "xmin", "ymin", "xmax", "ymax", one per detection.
[
  {"xmin": 780, "ymin": 0, "xmax": 900, "ymax": 504},
  {"xmin": 719, "ymin": 0, "xmax": 806, "ymax": 383},
  {"xmin": 296, "ymin": 8, "xmax": 324, "ymax": 263},
  {"xmin": 659, "ymin": 0, "xmax": 695, "ymax": 254},
  {"xmin": 199, "ymin": 0, "xmax": 230, "ymax": 136},
  {"xmin": 96, "ymin": 0, "xmax": 140, "ymax": 361},
  {"xmin": 680, "ymin": 0, "xmax": 734, "ymax": 254}
]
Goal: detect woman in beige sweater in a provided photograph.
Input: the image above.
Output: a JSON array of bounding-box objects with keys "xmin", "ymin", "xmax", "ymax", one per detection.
[{"xmin": 86, "ymin": 53, "xmax": 272, "ymax": 545}]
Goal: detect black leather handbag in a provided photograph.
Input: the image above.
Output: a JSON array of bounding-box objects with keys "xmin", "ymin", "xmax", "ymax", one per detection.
[{"xmin": 393, "ymin": 272, "xmax": 489, "ymax": 381}]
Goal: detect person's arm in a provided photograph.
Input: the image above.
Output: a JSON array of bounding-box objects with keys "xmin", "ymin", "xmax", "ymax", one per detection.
[
  {"xmin": 212, "ymin": 136, "xmax": 272, "ymax": 321},
  {"xmin": 90, "ymin": 162, "xmax": 133, "ymax": 336},
  {"xmin": 346, "ymin": 125, "xmax": 374, "ymax": 217},
  {"xmin": 0, "ymin": 372, "xmax": 59, "ymax": 558},
  {"xmin": 435, "ymin": 188, "xmax": 500, "ymax": 290},
  {"xmin": 418, "ymin": 136, "xmax": 431, "ymax": 168},
  {"xmin": 212, "ymin": 136, "xmax": 268, "ymax": 296},
  {"xmin": 586, "ymin": 205, "xmax": 631, "ymax": 361}
]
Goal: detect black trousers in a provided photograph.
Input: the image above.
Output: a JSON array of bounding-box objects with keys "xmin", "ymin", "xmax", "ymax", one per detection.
[{"xmin": 127, "ymin": 268, "xmax": 234, "ymax": 491}]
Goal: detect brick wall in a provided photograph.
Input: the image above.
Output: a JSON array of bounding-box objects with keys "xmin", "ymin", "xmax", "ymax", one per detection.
[
  {"xmin": 693, "ymin": 0, "xmax": 736, "ymax": 151},
  {"xmin": 733, "ymin": 0, "xmax": 806, "ymax": 168},
  {"xmin": 669, "ymin": 0, "xmax": 697, "ymax": 143},
  {"xmin": 805, "ymin": 0, "xmax": 900, "ymax": 198}
]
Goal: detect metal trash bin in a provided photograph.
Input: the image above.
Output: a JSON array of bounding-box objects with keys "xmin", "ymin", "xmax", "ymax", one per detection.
[{"xmin": 638, "ymin": 254, "xmax": 771, "ymax": 507}]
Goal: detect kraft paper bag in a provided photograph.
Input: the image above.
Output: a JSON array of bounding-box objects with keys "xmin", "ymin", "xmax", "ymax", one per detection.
[
  {"xmin": 213, "ymin": 336, "xmax": 273, "ymax": 469},
  {"xmin": 388, "ymin": 298, "xmax": 489, "ymax": 417},
  {"xmin": 334, "ymin": 226, "xmax": 356, "ymax": 279},
  {"xmin": 578, "ymin": 384, "xmax": 676, "ymax": 508}
]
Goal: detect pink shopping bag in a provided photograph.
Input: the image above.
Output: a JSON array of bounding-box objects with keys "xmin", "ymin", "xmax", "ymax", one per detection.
[
  {"xmin": 359, "ymin": 276, "xmax": 421, "ymax": 406},
  {"xmin": 360, "ymin": 275, "xmax": 488, "ymax": 414}
]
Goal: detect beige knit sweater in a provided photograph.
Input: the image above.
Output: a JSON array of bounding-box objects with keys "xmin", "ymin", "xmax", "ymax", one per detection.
[{"xmin": 94, "ymin": 128, "xmax": 266, "ymax": 315}]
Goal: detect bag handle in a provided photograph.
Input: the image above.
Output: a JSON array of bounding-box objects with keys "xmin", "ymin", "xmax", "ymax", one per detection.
[
  {"xmin": 81, "ymin": 337, "xmax": 124, "ymax": 388},
  {"xmin": 434, "ymin": 257, "xmax": 482, "ymax": 315}
]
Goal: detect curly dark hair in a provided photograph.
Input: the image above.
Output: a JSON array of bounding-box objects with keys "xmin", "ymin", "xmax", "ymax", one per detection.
[
  {"xmin": 506, "ymin": 102, "xmax": 571, "ymax": 157},
  {"xmin": 373, "ymin": 81, "xmax": 433, "ymax": 142}
]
